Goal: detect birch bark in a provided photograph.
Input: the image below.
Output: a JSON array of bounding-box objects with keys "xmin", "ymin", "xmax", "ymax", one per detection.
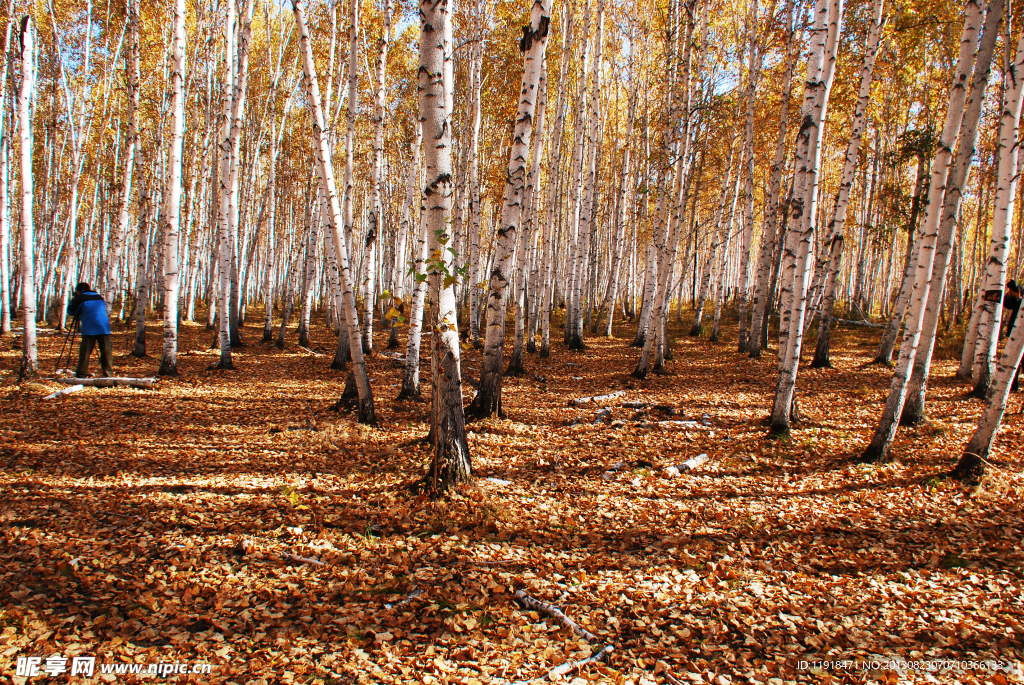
[
  {"xmin": 420, "ymin": 0, "xmax": 471, "ymax": 488},
  {"xmin": 363, "ymin": 0, "xmax": 393, "ymax": 355},
  {"xmin": 17, "ymin": 15, "xmax": 35, "ymax": 378},
  {"xmin": 466, "ymin": 0, "xmax": 552, "ymax": 419},
  {"xmin": 902, "ymin": 0, "xmax": 1004, "ymax": 422},
  {"xmin": 159, "ymin": 0, "xmax": 187, "ymax": 376},
  {"xmin": 811, "ymin": 0, "xmax": 885, "ymax": 368},
  {"xmin": 293, "ymin": 0, "xmax": 376, "ymax": 425},
  {"xmin": 769, "ymin": 0, "xmax": 844, "ymax": 435},
  {"xmin": 860, "ymin": 0, "xmax": 986, "ymax": 461}
]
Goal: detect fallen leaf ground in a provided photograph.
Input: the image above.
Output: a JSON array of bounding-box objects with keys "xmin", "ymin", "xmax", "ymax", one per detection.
[{"xmin": 1, "ymin": 311, "xmax": 1022, "ymax": 685}]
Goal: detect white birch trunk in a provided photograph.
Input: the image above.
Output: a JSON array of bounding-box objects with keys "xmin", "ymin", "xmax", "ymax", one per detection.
[
  {"xmin": 17, "ymin": 16, "xmax": 36, "ymax": 377},
  {"xmin": 419, "ymin": 0, "xmax": 471, "ymax": 487},
  {"xmin": 860, "ymin": 0, "xmax": 985, "ymax": 461},
  {"xmin": 971, "ymin": 23, "xmax": 1024, "ymax": 397},
  {"xmin": 748, "ymin": 0, "xmax": 797, "ymax": 358},
  {"xmin": 539, "ymin": 0, "xmax": 576, "ymax": 356},
  {"xmin": 159, "ymin": 0, "xmax": 187, "ymax": 376},
  {"xmin": 363, "ymin": 0, "xmax": 393, "ymax": 355},
  {"xmin": 293, "ymin": 0, "xmax": 376, "ymax": 425},
  {"xmin": 389, "ymin": 124, "xmax": 421, "ymax": 349},
  {"xmin": 216, "ymin": 0, "xmax": 237, "ymax": 368},
  {"xmin": 902, "ymin": 0, "xmax": 1004, "ymax": 423},
  {"xmin": 105, "ymin": 0, "xmax": 140, "ymax": 315},
  {"xmin": 467, "ymin": 0, "xmax": 552, "ymax": 419},
  {"xmin": 769, "ymin": 0, "xmax": 844, "ymax": 435},
  {"xmin": 811, "ymin": 0, "xmax": 885, "ymax": 368}
]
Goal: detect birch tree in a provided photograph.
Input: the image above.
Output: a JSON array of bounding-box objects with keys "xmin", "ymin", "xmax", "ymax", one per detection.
[
  {"xmin": 420, "ymin": 0, "xmax": 470, "ymax": 488},
  {"xmin": 811, "ymin": 0, "xmax": 885, "ymax": 369},
  {"xmin": 769, "ymin": 0, "xmax": 843, "ymax": 436},
  {"xmin": 466, "ymin": 0, "xmax": 552, "ymax": 420},
  {"xmin": 293, "ymin": 0, "xmax": 376, "ymax": 425},
  {"xmin": 16, "ymin": 15, "xmax": 35, "ymax": 378},
  {"xmin": 159, "ymin": 0, "xmax": 187, "ymax": 376},
  {"xmin": 860, "ymin": 0, "xmax": 986, "ymax": 462},
  {"xmin": 363, "ymin": 0, "xmax": 393, "ymax": 355}
]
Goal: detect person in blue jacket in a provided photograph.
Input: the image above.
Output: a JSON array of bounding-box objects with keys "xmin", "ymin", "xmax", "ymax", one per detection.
[{"xmin": 68, "ymin": 282, "xmax": 113, "ymax": 378}]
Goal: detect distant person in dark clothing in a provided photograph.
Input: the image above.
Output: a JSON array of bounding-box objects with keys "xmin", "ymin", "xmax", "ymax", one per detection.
[
  {"xmin": 68, "ymin": 282, "xmax": 113, "ymax": 378},
  {"xmin": 1005, "ymin": 280, "xmax": 1021, "ymax": 392}
]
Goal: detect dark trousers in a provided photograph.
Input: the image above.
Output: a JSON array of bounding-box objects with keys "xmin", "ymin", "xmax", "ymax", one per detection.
[{"xmin": 77, "ymin": 334, "xmax": 113, "ymax": 378}]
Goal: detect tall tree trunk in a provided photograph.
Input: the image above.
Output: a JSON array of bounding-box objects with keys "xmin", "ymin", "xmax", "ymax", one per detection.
[
  {"xmin": 105, "ymin": 0, "xmax": 139, "ymax": 315},
  {"xmin": 860, "ymin": 0, "xmax": 987, "ymax": 462},
  {"xmin": 902, "ymin": 1, "xmax": 1004, "ymax": 422},
  {"xmin": 17, "ymin": 15, "xmax": 36, "ymax": 378},
  {"xmin": 399, "ymin": 197, "xmax": 429, "ymax": 399},
  {"xmin": 363, "ymin": 0, "xmax": 393, "ymax": 356},
  {"xmin": 971, "ymin": 21, "xmax": 1024, "ymax": 398},
  {"xmin": 216, "ymin": 0, "xmax": 237, "ymax": 368},
  {"xmin": 539, "ymin": 0, "xmax": 576, "ymax": 357},
  {"xmin": 812, "ymin": 0, "xmax": 885, "ymax": 368},
  {"xmin": 736, "ymin": 0, "xmax": 761, "ymax": 353},
  {"xmin": 466, "ymin": 0, "xmax": 552, "ymax": 420},
  {"xmin": 508, "ymin": 54, "xmax": 547, "ymax": 376},
  {"xmin": 769, "ymin": 0, "xmax": 844, "ymax": 436},
  {"xmin": 0, "ymin": 6, "xmax": 12, "ymax": 337},
  {"xmin": 293, "ymin": 0, "xmax": 376, "ymax": 425},
  {"xmin": 420, "ymin": 0, "xmax": 471, "ymax": 488},
  {"xmin": 159, "ymin": 0, "xmax": 186, "ymax": 376},
  {"xmin": 748, "ymin": 0, "xmax": 796, "ymax": 359},
  {"xmin": 389, "ymin": 125, "xmax": 421, "ymax": 349}
]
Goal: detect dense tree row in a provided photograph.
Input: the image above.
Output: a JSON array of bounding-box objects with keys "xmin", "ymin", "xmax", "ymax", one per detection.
[{"xmin": 1, "ymin": 0, "xmax": 1022, "ymax": 488}]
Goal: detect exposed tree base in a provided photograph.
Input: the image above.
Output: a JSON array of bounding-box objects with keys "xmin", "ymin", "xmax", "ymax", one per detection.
[
  {"xmin": 951, "ymin": 453, "xmax": 986, "ymax": 485},
  {"xmin": 539, "ymin": 344, "xmax": 550, "ymax": 358},
  {"xmin": 157, "ymin": 363, "xmax": 179, "ymax": 377},
  {"xmin": 210, "ymin": 361, "xmax": 235, "ymax": 371},
  {"xmin": 688, "ymin": 323, "xmax": 701, "ymax": 337},
  {"xmin": 565, "ymin": 337, "xmax": 586, "ymax": 351},
  {"xmin": 899, "ymin": 403, "xmax": 925, "ymax": 427},
  {"xmin": 766, "ymin": 423, "xmax": 790, "ymax": 440},
  {"xmin": 858, "ymin": 442, "xmax": 894, "ymax": 465},
  {"xmin": 809, "ymin": 355, "xmax": 832, "ymax": 369},
  {"xmin": 396, "ymin": 390, "xmax": 424, "ymax": 402},
  {"xmin": 504, "ymin": 361, "xmax": 526, "ymax": 377},
  {"xmin": 631, "ymin": 366, "xmax": 649, "ymax": 380},
  {"xmin": 466, "ymin": 392, "xmax": 504, "ymax": 421},
  {"xmin": 262, "ymin": 329, "xmax": 274, "ymax": 343},
  {"xmin": 526, "ymin": 339, "xmax": 537, "ymax": 353},
  {"xmin": 331, "ymin": 373, "xmax": 360, "ymax": 411},
  {"xmin": 387, "ymin": 325, "xmax": 400, "ymax": 349}
]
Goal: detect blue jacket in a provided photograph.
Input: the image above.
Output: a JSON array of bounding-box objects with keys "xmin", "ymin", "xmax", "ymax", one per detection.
[{"xmin": 68, "ymin": 290, "xmax": 111, "ymax": 336}]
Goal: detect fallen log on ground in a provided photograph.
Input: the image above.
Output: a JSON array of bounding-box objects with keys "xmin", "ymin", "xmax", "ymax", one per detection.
[
  {"xmin": 833, "ymin": 317, "xmax": 884, "ymax": 328},
  {"xmin": 663, "ymin": 453, "xmax": 709, "ymax": 477},
  {"xmin": 569, "ymin": 390, "xmax": 625, "ymax": 407},
  {"xmin": 280, "ymin": 552, "xmax": 325, "ymax": 567},
  {"xmin": 514, "ymin": 589, "xmax": 602, "ymax": 642},
  {"xmin": 44, "ymin": 384, "xmax": 86, "ymax": 400},
  {"xmin": 384, "ymin": 588, "xmax": 423, "ymax": 609},
  {"xmin": 55, "ymin": 377, "xmax": 157, "ymax": 389},
  {"xmin": 510, "ymin": 590, "xmax": 614, "ymax": 684}
]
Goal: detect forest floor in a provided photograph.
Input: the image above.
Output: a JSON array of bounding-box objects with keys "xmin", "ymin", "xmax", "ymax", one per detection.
[{"xmin": 1, "ymin": 310, "xmax": 1022, "ymax": 685}]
